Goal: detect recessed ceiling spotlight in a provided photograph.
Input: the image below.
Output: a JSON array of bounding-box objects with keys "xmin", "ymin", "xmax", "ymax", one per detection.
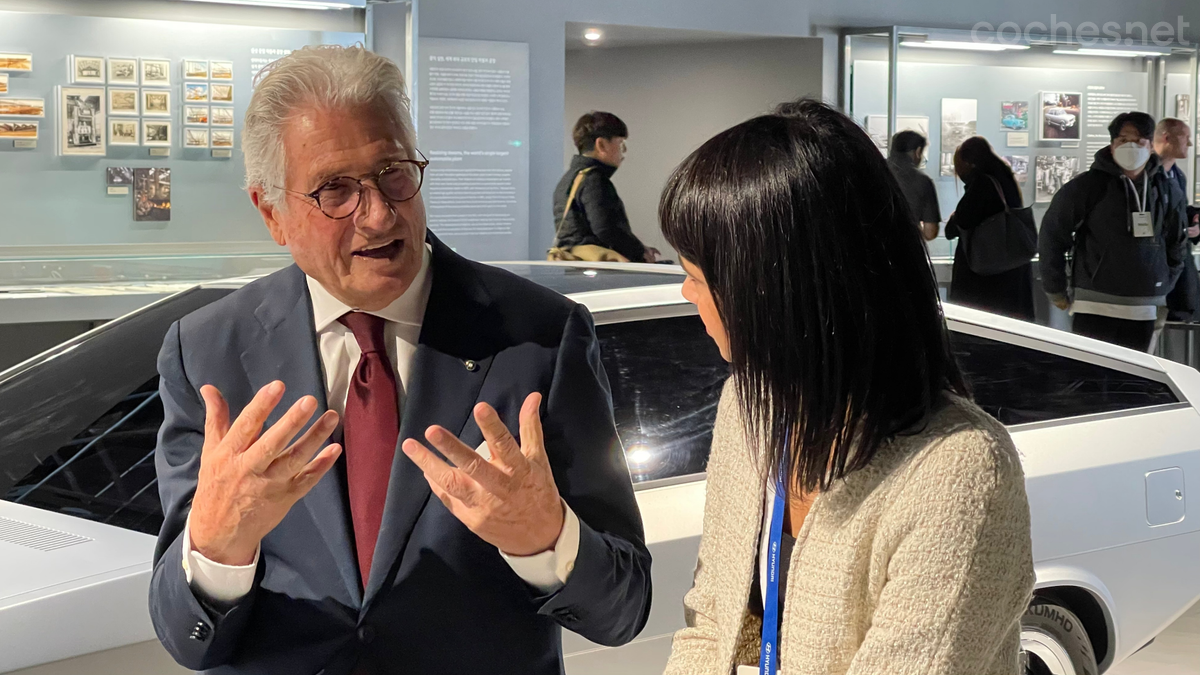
[{"xmin": 584, "ymin": 28, "xmax": 603, "ymax": 43}]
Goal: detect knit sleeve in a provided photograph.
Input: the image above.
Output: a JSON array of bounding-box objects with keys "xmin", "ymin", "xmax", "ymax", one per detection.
[{"xmin": 844, "ymin": 420, "xmax": 1035, "ymax": 675}]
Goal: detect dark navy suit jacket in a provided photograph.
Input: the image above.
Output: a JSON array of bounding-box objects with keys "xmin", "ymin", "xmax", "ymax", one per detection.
[{"xmin": 149, "ymin": 236, "xmax": 652, "ymax": 674}]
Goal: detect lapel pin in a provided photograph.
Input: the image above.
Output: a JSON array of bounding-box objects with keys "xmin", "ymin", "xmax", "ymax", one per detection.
[{"xmin": 465, "ymin": 359, "xmax": 478, "ymax": 372}]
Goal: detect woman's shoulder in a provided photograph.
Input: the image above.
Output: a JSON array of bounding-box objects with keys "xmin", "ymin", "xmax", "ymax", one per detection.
[{"xmin": 891, "ymin": 394, "xmax": 1025, "ymax": 494}]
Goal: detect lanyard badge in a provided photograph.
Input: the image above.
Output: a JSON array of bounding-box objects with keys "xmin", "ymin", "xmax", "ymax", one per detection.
[{"xmin": 758, "ymin": 482, "xmax": 787, "ymax": 675}]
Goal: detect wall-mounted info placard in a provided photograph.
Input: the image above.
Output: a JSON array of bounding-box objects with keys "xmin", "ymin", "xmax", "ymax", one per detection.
[
  {"xmin": 0, "ymin": 10, "xmax": 361, "ymax": 257},
  {"xmin": 418, "ymin": 37, "xmax": 530, "ymax": 261}
]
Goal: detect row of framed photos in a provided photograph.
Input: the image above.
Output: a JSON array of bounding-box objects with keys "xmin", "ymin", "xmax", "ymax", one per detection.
[
  {"xmin": 107, "ymin": 88, "xmax": 234, "ymax": 119},
  {"xmin": 60, "ymin": 86, "xmax": 234, "ymax": 155},
  {"xmin": 68, "ymin": 55, "xmax": 233, "ymax": 87},
  {"xmin": 109, "ymin": 120, "xmax": 234, "ymax": 149}
]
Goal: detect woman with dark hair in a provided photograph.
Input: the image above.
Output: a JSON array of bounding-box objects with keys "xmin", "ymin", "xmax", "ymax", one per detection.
[
  {"xmin": 945, "ymin": 137, "xmax": 1036, "ymax": 321},
  {"xmin": 660, "ymin": 99, "xmax": 1034, "ymax": 675}
]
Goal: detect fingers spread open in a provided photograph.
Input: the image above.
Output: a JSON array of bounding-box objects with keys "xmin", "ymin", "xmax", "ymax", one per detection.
[
  {"xmin": 268, "ymin": 409, "xmax": 340, "ymax": 478},
  {"xmin": 226, "ymin": 381, "xmax": 285, "ymax": 453},
  {"xmin": 247, "ymin": 395, "xmax": 319, "ymax": 472},
  {"xmin": 423, "ymin": 425, "xmax": 510, "ymax": 492},
  {"xmin": 401, "ymin": 438, "xmax": 478, "ymax": 502},
  {"xmin": 473, "ymin": 403, "xmax": 524, "ymax": 470},
  {"xmin": 292, "ymin": 444, "xmax": 342, "ymax": 494}
]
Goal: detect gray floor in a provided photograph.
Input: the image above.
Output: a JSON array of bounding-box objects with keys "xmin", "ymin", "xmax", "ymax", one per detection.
[{"xmin": 1108, "ymin": 600, "xmax": 1200, "ymax": 675}]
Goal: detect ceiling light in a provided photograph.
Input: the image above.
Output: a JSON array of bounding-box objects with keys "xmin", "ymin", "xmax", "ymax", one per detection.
[
  {"xmin": 1053, "ymin": 48, "xmax": 1166, "ymax": 57},
  {"xmin": 584, "ymin": 28, "xmax": 603, "ymax": 42},
  {"xmin": 181, "ymin": 0, "xmax": 360, "ymax": 9},
  {"xmin": 900, "ymin": 40, "xmax": 1029, "ymax": 52}
]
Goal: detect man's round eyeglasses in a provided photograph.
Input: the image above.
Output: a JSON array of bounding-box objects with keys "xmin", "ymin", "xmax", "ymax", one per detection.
[{"xmin": 279, "ymin": 151, "xmax": 430, "ymax": 220}]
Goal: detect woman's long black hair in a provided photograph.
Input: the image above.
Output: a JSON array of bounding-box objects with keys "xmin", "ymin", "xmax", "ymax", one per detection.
[{"xmin": 659, "ymin": 98, "xmax": 968, "ymax": 493}]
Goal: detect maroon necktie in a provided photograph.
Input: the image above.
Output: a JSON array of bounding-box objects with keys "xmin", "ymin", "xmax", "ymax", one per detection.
[{"xmin": 338, "ymin": 312, "xmax": 400, "ymax": 587}]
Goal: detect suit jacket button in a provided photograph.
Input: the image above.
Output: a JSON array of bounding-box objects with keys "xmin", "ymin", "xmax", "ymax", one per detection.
[
  {"xmin": 465, "ymin": 359, "xmax": 478, "ymax": 371},
  {"xmin": 358, "ymin": 625, "xmax": 376, "ymax": 644}
]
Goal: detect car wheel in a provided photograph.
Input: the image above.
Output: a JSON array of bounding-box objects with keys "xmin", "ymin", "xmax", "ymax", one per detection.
[{"xmin": 1020, "ymin": 600, "xmax": 1098, "ymax": 675}]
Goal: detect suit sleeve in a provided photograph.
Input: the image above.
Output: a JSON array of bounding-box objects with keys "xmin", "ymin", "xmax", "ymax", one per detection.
[
  {"xmin": 535, "ymin": 304, "xmax": 653, "ymax": 646},
  {"xmin": 844, "ymin": 429, "xmax": 1035, "ymax": 675},
  {"xmin": 1038, "ymin": 180, "xmax": 1084, "ymax": 300},
  {"xmin": 149, "ymin": 321, "xmax": 260, "ymax": 670},
  {"xmin": 578, "ymin": 175, "xmax": 647, "ymax": 263}
]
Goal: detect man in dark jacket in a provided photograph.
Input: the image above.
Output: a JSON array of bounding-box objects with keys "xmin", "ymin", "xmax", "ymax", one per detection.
[
  {"xmin": 1040, "ymin": 111, "xmax": 1189, "ymax": 352},
  {"xmin": 887, "ymin": 130, "xmax": 941, "ymax": 241},
  {"xmin": 551, "ymin": 112, "xmax": 658, "ymax": 262},
  {"xmin": 1155, "ymin": 117, "xmax": 1200, "ymax": 323}
]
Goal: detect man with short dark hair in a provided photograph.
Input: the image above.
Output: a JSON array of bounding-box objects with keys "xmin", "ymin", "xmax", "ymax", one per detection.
[
  {"xmin": 887, "ymin": 130, "xmax": 941, "ymax": 241},
  {"xmin": 1039, "ymin": 111, "xmax": 1189, "ymax": 352},
  {"xmin": 550, "ymin": 111, "xmax": 658, "ymax": 262}
]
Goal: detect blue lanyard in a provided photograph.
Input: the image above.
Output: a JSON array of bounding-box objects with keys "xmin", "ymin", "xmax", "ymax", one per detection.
[{"xmin": 759, "ymin": 481, "xmax": 786, "ymax": 675}]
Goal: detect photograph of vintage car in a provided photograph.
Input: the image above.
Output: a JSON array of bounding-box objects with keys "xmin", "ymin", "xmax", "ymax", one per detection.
[
  {"xmin": 0, "ymin": 262, "xmax": 1197, "ymax": 675},
  {"xmin": 1040, "ymin": 92, "xmax": 1082, "ymax": 141}
]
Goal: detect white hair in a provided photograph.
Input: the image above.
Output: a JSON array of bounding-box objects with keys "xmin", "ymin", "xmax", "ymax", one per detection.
[{"xmin": 243, "ymin": 44, "xmax": 416, "ymax": 206}]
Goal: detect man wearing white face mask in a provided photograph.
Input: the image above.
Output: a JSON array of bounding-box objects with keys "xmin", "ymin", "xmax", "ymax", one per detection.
[{"xmin": 1039, "ymin": 111, "xmax": 1189, "ymax": 352}]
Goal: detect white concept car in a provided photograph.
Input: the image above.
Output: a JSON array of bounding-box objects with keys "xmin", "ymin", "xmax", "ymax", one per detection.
[{"xmin": 0, "ymin": 262, "xmax": 1197, "ymax": 675}]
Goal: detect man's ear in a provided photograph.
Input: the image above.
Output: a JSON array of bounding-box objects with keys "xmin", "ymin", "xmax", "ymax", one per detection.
[{"xmin": 249, "ymin": 186, "xmax": 287, "ymax": 246}]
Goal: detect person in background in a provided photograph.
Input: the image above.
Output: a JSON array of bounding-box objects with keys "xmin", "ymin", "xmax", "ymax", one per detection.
[
  {"xmin": 661, "ymin": 99, "xmax": 1033, "ymax": 675},
  {"xmin": 549, "ymin": 111, "xmax": 659, "ymax": 263},
  {"xmin": 887, "ymin": 130, "xmax": 941, "ymax": 241},
  {"xmin": 944, "ymin": 137, "xmax": 1036, "ymax": 321},
  {"xmin": 1155, "ymin": 118, "xmax": 1200, "ymax": 325},
  {"xmin": 1040, "ymin": 112, "xmax": 1188, "ymax": 352}
]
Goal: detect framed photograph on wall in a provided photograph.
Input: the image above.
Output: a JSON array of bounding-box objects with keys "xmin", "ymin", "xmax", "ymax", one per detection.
[
  {"xmin": 141, "ymin": 58, "xmax": 171, "ymax": 87},
  {"xmin": 185, "ymin": 82, "xmax": 210, "ymax": 103},
  {"xmin": 940, "ymin": 98, "xmax": 977, "ymax": 176},
  {"xmin": 69, "ymin": 55, "xmax": 106, "ymax": 84},
  {"xmin": 0, "ymin": 53, "xmax": 34, "ymax": 72},
  {"xmin": 185, "ymin": 127, "xmax": 210, "ymax": 148},
  {"xmin": 0, "ymin": 73, "xmax": 7, "ymax": 94},
  {"xmin": 142, "ymin": 89, "xmax": 171, "ymax": 117},
  {"xmin": 0, "ymin": 98, "xmax": 45, "ymax": 117},
  {"xmin": 0, "ymin": 121, "xmax": 38, "ymax": 139},
  {"xmin": 1177, "ymin": 94, "xmax": 1191, "ymax": 120},
  {"xmin": 183, "ymin": 59, "xmax": 209, "ymax": 80},
  {"xmin": 210, "ymin": 60, "xmax": 233, "ymax": 80},
  {"xmin": 108, "ymin": 88, "xmax": 139, "ymax": 116},
  {"xmin": 210, "ymin": 83, "xmax": 233, "ymax": 104},
  {"xmin": 1001, "ymin": 155, "xmax": 1030, "ymax": 184},
  {"xmin": 142, "ymin": 119, "xmax": 172, "ymax": 147},
  {"xmin": 211, "ymin": 129, "xmax": 234, "ymax": 149},
  {"xmin": 59, "ymin": 86, "xmax": 106, "ymax": 156},
  {"xmin": 1035, "ymin": 155, "xmax": 1082, "ymax": 202},
  {"xmin": 108, "ymin": 58, "xmax": 139, "ymax": 85},
  {"xmin": 109, "ymin": 118, "xmax": 139, "ymax": 146},
  {"xmin": 185, "ymin": 105, "xmax": 210, "ymax": 125},
  {"xmin": 210, "ymin": 106, "xmax": 235, "ymax": 126},
  {"xmin": 1000, "ymin": 101, "xmax": 1029, "ymax": 131},
  {"xmin": 134, "ymin": 167, "xmax": 171, "ymax": 221},
  {"xmin": 107, "ymin": 167, "xmax": 133, "ymax": 186},
  {"xmin": 1039, "ymin": 92, "xmax": 1082, "ymax": 141}
]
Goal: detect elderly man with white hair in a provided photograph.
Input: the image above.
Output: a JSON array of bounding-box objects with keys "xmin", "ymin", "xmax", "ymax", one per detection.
[{"xmin": 149, "ymin": 45, "xmax": 651, "ymax": 675}]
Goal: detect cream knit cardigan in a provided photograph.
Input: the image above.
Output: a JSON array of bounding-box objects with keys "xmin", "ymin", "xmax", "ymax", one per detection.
[{"xmin": 664, "ymin": 382, "xmax": 1035, "ymax": 675}]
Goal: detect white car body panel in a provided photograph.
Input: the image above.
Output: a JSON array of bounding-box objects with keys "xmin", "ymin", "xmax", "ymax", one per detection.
[{"xmin": 2, "ymin": 272, "xmax": 1198, "ymax": 675}]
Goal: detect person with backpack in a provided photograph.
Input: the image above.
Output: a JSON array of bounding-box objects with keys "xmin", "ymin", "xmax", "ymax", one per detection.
[
  {"xmin": 944, "ymin": 136, "xmax": 1036, "ymax": 321},
  {"xmin": 1039, "ymin": 111, "xmax": 1189, "ymax": 352},
  {"xmin": 549, "ymin": 111, "xmax": 659, "ymax": 263}
]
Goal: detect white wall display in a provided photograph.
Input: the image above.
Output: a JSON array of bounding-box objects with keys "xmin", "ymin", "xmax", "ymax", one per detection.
[
  {"xmin": 1040, "ymin": 91, "xmax": 1082, "ymax": 142},
  {"xmin": 210, "ymin": 128, "xmax": 233, "ymax": 148},
  {"xmin": 68, "ymin": 55, "xmax": 105, "ymax": 84},
  {"xmin": 184, "ymin": 127, "xmax": 210, "ymax": 148},
  {"xmin": 210, "ymin": 106, "xmax": 234, "ymax": 126},
  {"xmin": 210, "ymin": 60, "xmax": 233, "ymax": 80},
  {"xmin": 107, "ymin": 88, "xmax": 139, "ymax": 115},
  {"xmin": 940, "ymin": 98, "xmax": 977, "ymax": 176},
  {"xmin": 142, "ymin": 119, "xmax": 171, "ymax": 147},
  {"xmin": 142, "ymin": 89, "xmax": 171, "ymax": 116},
  {"xmin": 183, "ymin": 59, "xmax": 209, "ymax": 80},
  {"xmin": 140, "ymin": 58, "xmax": 171, "ymax": 87},
  {"xmin": 1035, "ymin": 155, "xmax": 1081, "ymax": 203},
  {"xmin": 59, "ymin": 86, "xmax": 105, "ymax": 156},
  {"xmin": 109, "ymin": 118, "xmax": 138, "ymax": 146}
]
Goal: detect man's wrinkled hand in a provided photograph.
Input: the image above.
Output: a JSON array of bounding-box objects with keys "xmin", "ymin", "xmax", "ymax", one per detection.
[
  {"xmin": 189, "ymin": 381, "xmax": 342, "ymax": 566},
  {"xmin": 401, "ymin": 393, "xmax": 564, "ymax": 557}
]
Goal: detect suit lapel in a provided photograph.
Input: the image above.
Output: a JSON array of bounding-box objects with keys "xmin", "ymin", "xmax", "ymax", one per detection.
[
  {"xmin": 239, "ymin": 265, "xmax": 363, "ymax": 608},
  {"xmin": 362, "ymin": 236, "xmax": 496, "ymax": 608}
]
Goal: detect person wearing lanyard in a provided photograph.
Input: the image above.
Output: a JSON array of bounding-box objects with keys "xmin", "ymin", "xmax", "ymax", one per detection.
[
  {"xmin": 1039, "ymin": 111, "xmax": 1189, "ymax": 352},
  {"xmin": 661, "ymin": 99, "xmax": 1035, "ymax": 675}
]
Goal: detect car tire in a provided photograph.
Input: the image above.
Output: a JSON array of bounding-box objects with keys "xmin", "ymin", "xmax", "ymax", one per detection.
[{"xmin": 1021, "ymin": 600, "xmax": 1098, "ymax": 675}]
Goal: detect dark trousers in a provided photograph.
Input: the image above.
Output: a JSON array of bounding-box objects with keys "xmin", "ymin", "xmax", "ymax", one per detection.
[{"xmin": 1072, "ymin": 313, "xmax": 1156, "ymax": 352}]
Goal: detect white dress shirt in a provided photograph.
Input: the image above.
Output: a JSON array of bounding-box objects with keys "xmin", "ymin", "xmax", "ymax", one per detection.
[{"xmin": 183, "ymin": 246, "xmax": 580, "ymax": 603}]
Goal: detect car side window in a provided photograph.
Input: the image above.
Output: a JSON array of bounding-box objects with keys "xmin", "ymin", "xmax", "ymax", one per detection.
[
  {"xmin": 596, "ymin": 315, "xmax": 730, "ymax": 483},
  {"xmin": 950, "ymin": 331, "xmax": 1178, "ymax": 425}
]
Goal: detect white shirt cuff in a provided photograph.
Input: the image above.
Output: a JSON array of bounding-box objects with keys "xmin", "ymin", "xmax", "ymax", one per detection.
[
  {"xmin": 181, "ymin": 516, "xmax": 259, "ymax": 605},
  {"xmin": 499, "ymin": 501, "xmax": 581, "ymax": 593}
]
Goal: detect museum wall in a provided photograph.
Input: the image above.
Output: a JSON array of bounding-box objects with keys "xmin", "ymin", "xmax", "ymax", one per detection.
[
  {"xmin": 564, "ymin": 38, "xmax": 824, "ymax": 259},
  {"xmin": 410, "ymin": 0, "xmax": 811, "ymax": 258}
]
